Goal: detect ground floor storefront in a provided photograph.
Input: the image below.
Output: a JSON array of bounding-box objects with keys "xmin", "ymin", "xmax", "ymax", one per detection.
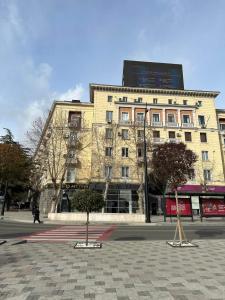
[{"xmin": 39, "ymin": 183, "xmax": 225, "ymax": 222}]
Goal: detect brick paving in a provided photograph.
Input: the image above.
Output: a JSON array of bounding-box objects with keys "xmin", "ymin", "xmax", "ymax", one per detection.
[{"xmin": 1, "ymin": 240, "xmax": 225, "ymax": 299}]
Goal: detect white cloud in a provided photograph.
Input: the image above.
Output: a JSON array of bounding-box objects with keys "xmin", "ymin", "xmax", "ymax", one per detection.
[
  {"xmin": 0, "ymin": 2, "xmax": 85, "ymax": 143},
  {"xmin": 56, "ymin": 84, "xmax": 84, "ymax": 101}
]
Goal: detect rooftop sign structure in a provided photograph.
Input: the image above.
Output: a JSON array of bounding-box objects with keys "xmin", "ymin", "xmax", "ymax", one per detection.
[{"xmin": 122, "ymin": 60, "xmax": 184, "ymax": 90}]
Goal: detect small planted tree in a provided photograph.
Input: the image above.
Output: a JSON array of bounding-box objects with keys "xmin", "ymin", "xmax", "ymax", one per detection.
[
  {"xmin": 151, "ymin": 142, "xmax": 197, "ymax": 246},
  {"xmin": 71, "ymin": 189, "xmax": 104, "ymax": 247}
]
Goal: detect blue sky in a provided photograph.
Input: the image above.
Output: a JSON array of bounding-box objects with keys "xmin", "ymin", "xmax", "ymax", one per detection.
[{"xmin": 1, "ymin": 0, "xmax": 225, "ymax": 142}]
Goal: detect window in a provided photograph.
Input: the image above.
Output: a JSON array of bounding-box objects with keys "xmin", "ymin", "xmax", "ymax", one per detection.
[
  {"xmin": 105, "ymin": 128, "xmax": 113, "ymax": 139},
  {"xmin": 66, "ymin": 167, "xmax": 75, "ymax": 183},
  {"xmin": 135, "ymin": 97, "xmax": 143, "ymax": 103},
  {"xmin": 123, "ymin": 96, "xmax": 128, "ymax": 102},
  {"xmin": 137, "ymin": 130, "xmax": 144, "ymax": 138},
  {"xmin": 152, "ymin": 113, "xmax": 160, "ymax": 122},
  {"xmin": 183, "ymin": 100, "xmax": 187, "ymax": 105},
  {"xmin": 198, "ymin": 115, "xmax": 205, "ymax": 126},
  {"xmin": 105, "ymin": 147, "xmax": 112, "ymax": 157},
  {"xmin": 169, "ymin": 131, "xmax": 176, "ymax": 139},
  {"xmin": 122, "ymin": 147, "xmax": 129, "ymax": 157},
  {"xmin": 153, "ymin": 131, "xmax": 160, "ymax": 138},
  {"xmin": 185, "ymin": 132, "xmax": 192, "ymax": 142},
  {"xmin": 188, "ymin": 169, "xmax": 195, "ymax": 181},
  {"xmin": 153, "ymin": 98, "xmax": 158, "ymax": 104},
  {"xmin": 122, "ymin": 129, "xmax": 129, "ymax": 139},
  {"xmin": 182, "ymin": 115, "xmax": 190, "ymax": 123},
  {"xmin": 168, "ymin": 99, "xmax": 172, "ymax": 104},
  {"xmin": 198, "ymin": 101, "xmax": 202, "ymax": 106},
  {"xmin": 200, "ymin": 132, "xmax": 207, "ymax": 143},
  {"xmin": 167, "ymin": 114, "xmax": 175, "ymax": 123},
  {"xmin": 105, "ymin": 166, "xmax": 112, "ymax": 179},
  {"xmin": 108, "ymin": 95, "xmax": 113, "ymax": 102},
  {"xmin": 137, "ymin": 148, "xmax": 143, "ymax": 157},
  {"xmin": 68, "ymin": 111, "xmax": 81, "ymax": 128},
  {"xmin": 121, "ymin": 112, "xmax": 129, "ymax": 121},
  {"xmin": 220, "ymin": 124, "xmax": 225, "ymax": 130},
  {"xmin": 203, "ymin": 169, "xmax": 211, "ymax": 181},
  {"xmin": 136, "ymin": 112, "xmax": 144, "ymax": 121},
  {"xmin": 106, "ymin": 111, "xmax": 113, "ymax": 122},
  {"xmin": 202, "ymin": 151, "xmax": 209, "ymax": 161},
  {"xmin": 224, "ymin": 138, "xmax": 225, "ymax": 145},
  {"xmin": 121, "ymin": 166, "xmax": 129, "ymax": 178}
]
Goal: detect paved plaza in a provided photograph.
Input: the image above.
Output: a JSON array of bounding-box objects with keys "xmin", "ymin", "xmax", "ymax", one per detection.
[{"xmin": 1, "ymin": 239, "xmax": 225, "ymax": 300}]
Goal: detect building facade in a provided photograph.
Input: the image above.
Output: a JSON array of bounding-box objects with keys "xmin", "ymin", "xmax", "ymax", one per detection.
[{"xmin": 37, "ymin": 62, "xmax": 225, "ymax": 216}]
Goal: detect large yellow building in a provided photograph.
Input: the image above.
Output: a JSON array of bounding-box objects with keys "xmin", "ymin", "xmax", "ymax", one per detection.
[{"xmin": 38, "ymin": 61, "xmax": 225, "ymax": 216}]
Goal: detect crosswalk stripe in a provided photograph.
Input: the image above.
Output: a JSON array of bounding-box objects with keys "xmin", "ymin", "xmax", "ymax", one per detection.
[{"xmin": 20, "ymin": 225, "xmax": 115, "ymax": 242}]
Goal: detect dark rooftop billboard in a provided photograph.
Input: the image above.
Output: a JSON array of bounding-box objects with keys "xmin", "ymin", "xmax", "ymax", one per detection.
[{"xmin": 122, "ymin": 60, "xmax": 184, "ymax": 90}]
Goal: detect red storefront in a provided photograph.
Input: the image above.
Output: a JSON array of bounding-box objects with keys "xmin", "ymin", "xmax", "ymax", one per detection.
[{"xmin": 166, "ymin": 185, "xmax": 225, "ymax": 221}]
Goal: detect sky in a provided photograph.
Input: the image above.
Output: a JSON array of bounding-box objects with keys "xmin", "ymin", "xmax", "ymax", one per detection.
[{"xmin": 1, "ymin": 0, "xmax": 225, "ymax": 143}]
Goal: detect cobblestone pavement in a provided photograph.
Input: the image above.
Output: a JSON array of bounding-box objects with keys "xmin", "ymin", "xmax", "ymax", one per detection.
[{"xmin": 0, "ymin": 240, "xmax": 225, "ymax": 300}]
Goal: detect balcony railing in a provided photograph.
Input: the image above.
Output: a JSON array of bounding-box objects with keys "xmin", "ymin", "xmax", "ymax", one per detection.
[
  {"xmin": 168, "ymin": 138, "xmax": 180, "ymax": 143},
  {"xmin": 152, "ymin": 137, "xmax": 164, "ymax": 144},
  {"xmin": 119, "ymin": 120, "xmax": 132, "ymax": 125},
  {"xmin": 151, "ymin": 121, "xmax": 163, "ymax": 127},
  {"xmin": 165, "ymin": 122, "xmax": 179, "ymax": 128},
  {"xmin": 181, "ymin": 122, "xmax": 194, "ymax": 128}
]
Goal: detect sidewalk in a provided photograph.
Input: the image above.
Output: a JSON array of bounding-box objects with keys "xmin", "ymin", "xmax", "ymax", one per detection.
[
  {"xmin": 0, "ymin": 239, "xmax": 225, "ymax": 299},
  {"xmin": 2, "ymin": 211, "xmax": 225, "ymax": 226}
]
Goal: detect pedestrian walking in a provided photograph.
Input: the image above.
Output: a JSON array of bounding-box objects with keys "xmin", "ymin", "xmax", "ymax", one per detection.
[{"xmin": 32, "ymin": 206, "xmax": 41, "ymax": 224}]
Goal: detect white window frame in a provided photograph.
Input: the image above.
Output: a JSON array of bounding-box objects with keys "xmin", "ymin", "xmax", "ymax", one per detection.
[
  {"xmin": 202, "ymin": 151, "xmax": 209, "ymax": 161},
  {"xmin": 105, "ymin": 147, "xmax": 112, "ymax": 157},
  {"xmin": 121, "ymin": 112, "xmax": 129, "ymax": 121},
  {"xmin": 182, "ymin": 115, "xmax": 190, "ymax": 124},
  {"xmin": 106, "ymin": 111, "xmax": 113, "ymax": 122},
  {"xmin": 122, "ymin": 129, "xmax": 129, "ymax": 140},
  {"xmin": 105, "ymin": 128, "xmax": 113, "ymax": 139},
  {"xmin": 203, "ymin": 169, "xmax": 212, "ymax": 181},
  {"xmin": 105, "ymin": 166, "xmax": 112, "ymax": 179},
  {"xmin": 152, "ymin": 113, "xmax": 160, "ymax": 122},
  {"xmin": 167, "ymin": 114, "xmax": 175, "ymax": 123},
  {"xmin": 121, "ymin": 166, "xmax": 129, "ymax": 178},
  {"xmin": 136, "ymin": 112, "xmax": 144, "ymax": 122},
  {"xmin": 122, "ymin": 147, "xmax": 129, "ymax": 158}
]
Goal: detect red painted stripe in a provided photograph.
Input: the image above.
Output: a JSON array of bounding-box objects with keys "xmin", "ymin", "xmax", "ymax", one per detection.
[{"xmin": 97, "ymin": 225, "xmax": 116, "ymax": 241}]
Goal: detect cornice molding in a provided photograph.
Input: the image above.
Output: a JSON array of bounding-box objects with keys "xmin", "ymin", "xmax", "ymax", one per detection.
[{"xmin": 90, "ymin": 83, "xmax": 220, "ymax": 102}]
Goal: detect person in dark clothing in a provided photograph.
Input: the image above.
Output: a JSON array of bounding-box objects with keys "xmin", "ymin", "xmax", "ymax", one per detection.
[{"xmin": 33, "ymin": 206, "xmax": 41, "ymax": 223}]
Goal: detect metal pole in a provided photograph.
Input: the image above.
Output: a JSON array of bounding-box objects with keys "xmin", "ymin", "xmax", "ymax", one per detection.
[{"xmin": 144, "ymin": 103, "xmax": 151, "ymax": 223}]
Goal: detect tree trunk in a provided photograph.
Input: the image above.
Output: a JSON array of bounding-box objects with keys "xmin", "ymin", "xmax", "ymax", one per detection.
[
  {"xmin": 1, "ymin": 181, "xmax": 8, "ymax": 216},
  {"xmin": 174, "ymin": 189, "xmax": 186, "ymax": 243},
  {"xmin": 162, "ymin": 190, "xmax": 166, "ymax": 222},
  {"xmin": 86, "ymin": 211, "xmax": 89, "ymax": 246}
]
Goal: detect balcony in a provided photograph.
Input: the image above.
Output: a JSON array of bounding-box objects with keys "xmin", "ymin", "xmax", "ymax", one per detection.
[
  {"xmin": 181, "ymin": 122, "xmax": 194, "ymax": 128},
  {"xmin": 135, "ymin": 120, "xmax": 146, "ymax": 126},
  {"xmin": 168, "ymin": 138, "xmax": 180, "ymax": 143},
  {"xmin": 119, "ymin": 120, "xmax": 132, "ymax": 125},
  {"xmin": 165, "ymin": 122, "xmax": 179, "ymax": 128},
  {"xmin": 152, "ymin": 137, "xmax": 164, "ymax": 144},
  {"xmin": 151, "ymin": 121, "xmax": 163, "ymax": 127}
]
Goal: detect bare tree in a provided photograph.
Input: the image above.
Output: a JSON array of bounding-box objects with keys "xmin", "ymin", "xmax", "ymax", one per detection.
[{"xmin": 34, "ymin": 109, "xmax": 91, "ymax": 213}]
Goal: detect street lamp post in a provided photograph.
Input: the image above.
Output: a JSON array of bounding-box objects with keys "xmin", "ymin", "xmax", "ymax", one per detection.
[{"xmin": 144, "ymin": 103, "xmax": 151, "ymax": 223}]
